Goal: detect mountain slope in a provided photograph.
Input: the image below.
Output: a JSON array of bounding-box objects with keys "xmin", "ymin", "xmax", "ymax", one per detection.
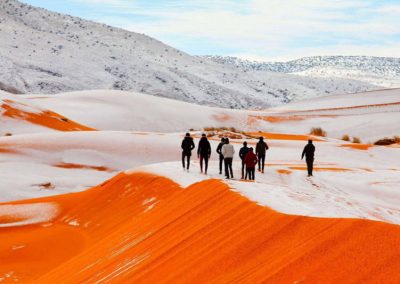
[
  {"xmin": 0, "ymin": 0, "xmax": 378, "ymax": 108},
  {"xmin": 205, "ymin": 55, "xmax": 400, "ymax": 88}
]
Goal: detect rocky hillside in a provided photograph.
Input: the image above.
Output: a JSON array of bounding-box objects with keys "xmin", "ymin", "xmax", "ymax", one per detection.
[
  {"xmin": 205, "ymin": 55, "xmax": 400, "ymax": 88},
  {"xmin": 0, "ymin": 0, "xmax": 378, "ymax": 108}
]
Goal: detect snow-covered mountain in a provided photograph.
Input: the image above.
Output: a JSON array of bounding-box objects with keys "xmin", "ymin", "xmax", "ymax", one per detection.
[
  {"xmin": 0, "ymin": 0, "xmax": 379, "ymax": 108},
  {"xmin": 205, "ymin": 55, "xmax": 400, "ymax": 88}
]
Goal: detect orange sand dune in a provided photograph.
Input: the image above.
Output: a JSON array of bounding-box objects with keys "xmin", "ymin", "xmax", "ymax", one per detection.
[
  {"xmin": 341, "ymin": 143, "xmax": 372, "ymax": 150},
  {"xmin": 289, "ymin": 166, "xmax": 353, "ymax": 172},
  {"xmin": 253, "ymin": 114, "xmax": 337, "ymax": 123},
  {"xmin": 283, "ymin": 101, "xmax": 400, "ymax": 114},
  {"xmin": 54, "ymin": 162, "xmax": 114, "ymax": 172},
  {"xmin": 246, "ymin": 131, "xmax": 323, "ymax": 141},
  {"xmin": 1, "ymin": 99, "xmax": 96, "ymax": 131},
  {"xmin": 276, "ymin": 102, "xmax": 400, "ymax": 113},
  {"xmin": 276, "ymin": 169, "xmax": 292, "ymax": 175},
  {"xmin": 1, "ymin": 173, "xmax": 400, "ymax": 283}
]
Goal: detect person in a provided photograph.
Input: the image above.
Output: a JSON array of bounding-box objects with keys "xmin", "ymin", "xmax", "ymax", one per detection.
[
  {"xmin": 244, "ymin": 148, "xmax": 258, "ymax": 180},
  {"xmin": 301, "ymin": 139, "xmax": 315, "ymax": 177},
  {"xmin": 239, "ymin": 141, "xmax": 249, "ymax": 179},
  {"xmin": 216, "ymin": 138, "xmax": 226, "ymax": 174},
  {"xmin": 181, "ymin": 133, "xmax": 195, "ymax": 171},
  {"xmin": 256, "ymin": 137, "xmax": 269, "ymax": 173},
  {"xmin": 222, "ymin": 138, "xmax": 235, "ymax": 179},
  {"xmin": 198, "ymin": 134, "xmax": 211, "ymax": 174}
]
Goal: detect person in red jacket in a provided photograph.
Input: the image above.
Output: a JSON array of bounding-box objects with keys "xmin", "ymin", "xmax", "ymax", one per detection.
[{"xmin": 244, "ymin": 148, "xmax": 258, "ymax": 180}]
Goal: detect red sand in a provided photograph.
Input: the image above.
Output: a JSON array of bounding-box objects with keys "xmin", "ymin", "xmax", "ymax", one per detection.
[
  {"xmin": 54, "ymin": 163, "xmax": 114, "ymax": 172},
  {"xmin": 253, "ymin": 114, "xmax": 337, "ymax": 123},
  {"xmin": 341, "ymin": 144, "xmax": 372, "ymax": 151},
  {"xmin": 289, "ymin": 166, "xmax": 353, "ymax": 172},
  {"xmin": 1, "ymin": 173, "xmax": 400, "ymax": 283},
  {"xmin": 1, "ymin": 99, "xmax": 96, "ymax": 131},
  {"xmin": 246, "ymin": 131, "xmax": 324, "ymax": 141},
  {"xmin": 276, "ymin": 169, "xmax": 292, "ymax": 175}
]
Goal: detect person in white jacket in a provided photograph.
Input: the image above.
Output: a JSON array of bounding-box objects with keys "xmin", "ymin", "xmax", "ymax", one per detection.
[{"xmin": 221, "ymin": 138, "xmax": 235, "ymax": 179}]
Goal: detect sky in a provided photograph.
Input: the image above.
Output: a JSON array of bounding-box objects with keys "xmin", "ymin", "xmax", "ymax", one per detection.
[{"xmin": 21, "ymin": 0, "xmax": 400, "ymax": 61}]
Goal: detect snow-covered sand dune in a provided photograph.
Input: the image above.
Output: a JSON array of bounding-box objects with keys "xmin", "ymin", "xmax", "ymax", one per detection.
[
  {"xmin": 21, "ymin": 88, "xmax": 400, "ymax": 141},
  {"xmin": 0, "ymin": 88, "xmax": 399, "ymax": 282}
]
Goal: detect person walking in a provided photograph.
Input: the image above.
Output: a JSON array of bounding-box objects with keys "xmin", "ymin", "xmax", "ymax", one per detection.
[
  {"xmin": 244, "ymin": 147, "xmax": 258, "ymax": 181},
  {"xmin": 301, "ymin": 139, "xmax": 315, "ymax": 177},
  {"xmin": 222, "ymin": 138, "xmax": 235, "ymax": 179},
  {"xmin": 239, "ymin": 141, "xmax": 249, "ymax": 179},
  {"xmin": 181, "ymin": 133, "xmax": 195, "ymax": 171},
  {"xmin": 216, "ymin": 138, "xmax": 226, "ymax": 174},
  {"xmin": 256, "ymin": 137, "xmax": 269, "ymax": 173},
  {"xmin": 198, "ymin": 134, "xmax": 211, "ymax": 174}
]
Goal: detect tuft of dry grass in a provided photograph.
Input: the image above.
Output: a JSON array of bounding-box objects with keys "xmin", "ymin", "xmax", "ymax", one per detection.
[
  {"xmin": 310, "ymin": 127, "xmax": 327, "ymax": 137},
  {"xmin": 341, "ymin": 134, "xmax": 350, "ymax": 141},
  {"xmin": 352, "ymin": 137, "xmax": 361, "ymax": 144}
]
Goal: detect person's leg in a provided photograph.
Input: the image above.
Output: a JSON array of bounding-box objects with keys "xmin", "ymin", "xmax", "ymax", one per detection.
[
  {"xmin": 204, "ymin": 156, "xmax": 209, "ymax": 174},
  {"xmin": 261, "ymin": 155, "xmax": 265, "ymax": 172},
  {"xmin": 219, "ymin": 155, "xmax": 223, "ymax": 174},
  {"xmin": 200, "ymin": 155, "xmax": 204, "ymax": 173},
  {"xmin": 182, "ymin": 153, "xmax": 185, "ymax": 169},
  {"xmin": 307, "ymin": 158, "xmax": 314, "ymax": 176},
  {"xmin": 228, "ymin": 158, "xmax": 233, "ymax": 178},
  {"xmin": 245, "ymin": 168, "xmax": 249, "ymax": 180},
  {"xmin": 224, "ymin": 158, "xmax": 229, "ymax": 178},
  {"xmin": 251, "ymin": 168, "xmax": 255, "ymax": 180},
  {"xmin": 186, "ymin": 155, "xmax": 190, "ymax": 170},
  {"xmin": 241, "ymin": 161, "xmax": 245, "ymax": 179},
  {"xmin": 310, "ymin": 159, "xmax": 314, "ymax": 176},
  {"xmin": 257, "ymin": 155, "xmax": 262, "ymax": 171}
]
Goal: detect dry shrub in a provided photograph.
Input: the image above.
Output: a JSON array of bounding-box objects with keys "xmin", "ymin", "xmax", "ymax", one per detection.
[
  {"xmin": 341, "ymin": 134, "xmax": 350, "ymax": 141},
  {"xmin": 204, "ymin": 127, "xmax": 238, "ymax": 133},
  {"xmin": 374, "ymin": 136, "xmax": 400, "ymax": 146},
  {"xmin": 206, "ymin": 131, "xmax": 216, "ymax": 138},
  {"xmin": 352, "ymin": 137, "xmax": 361, "ymax": 144},
  {"xmin": 310, "ymin": 127, "xmax": 327, "ymax": 137},
  {"xmin": 225, "ymin": 133, "xmax": 242, "ymax": 139},
  {"xmin": 4, "ymin": 133, "xmax": 12, "ymax": 136}
]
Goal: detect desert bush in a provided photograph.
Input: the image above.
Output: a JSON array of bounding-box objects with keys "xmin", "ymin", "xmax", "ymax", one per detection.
[
  {"xmin": 206, "ymin": 131, "xmax": 216, "ymax": 138},
  {"xmin": 310, "ymin": 127, "xmax": 327, "ymax": 137},
  {"xmin": 374, "ymin": 136, "xmax": 400, "ymax": 146},
  {"xmin": 352, "ymin": 137, "xmax": 361, "ymax": 144},
  {"xmin": 341, "ymin": 134, "xmax": 350, "ymax": 141}
]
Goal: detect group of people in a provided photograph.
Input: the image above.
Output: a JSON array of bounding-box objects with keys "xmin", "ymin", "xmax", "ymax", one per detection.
[{"xmin": 181, "ymin": 132, "xmax": 316, "ymax": 180}]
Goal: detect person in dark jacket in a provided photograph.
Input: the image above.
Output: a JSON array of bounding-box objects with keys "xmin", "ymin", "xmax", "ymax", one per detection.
[
  {"xmin": 244, "ymin": 148, "xmax": 258, "ymax": 180},
  {"xmin": 239, "ymin": 141, "xmax": 249, "ymax": 179},
  {"xmin": 255, "ymin": 137, "xmax": 269, "ymax": 173},
  {"xmin": 216, "ymin": 138, "xmax": 226, "ymax": 174},
  {"xmin": 181, "ymin": 133, "xmax": 195, "ymax": 171},
  {"xmin": 198, "ymin": 134, "xmax": 211, "ymax": 174},
  {"xmin": 302, "ymin": 139, "xmax": 315, "ymax": 177}
]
